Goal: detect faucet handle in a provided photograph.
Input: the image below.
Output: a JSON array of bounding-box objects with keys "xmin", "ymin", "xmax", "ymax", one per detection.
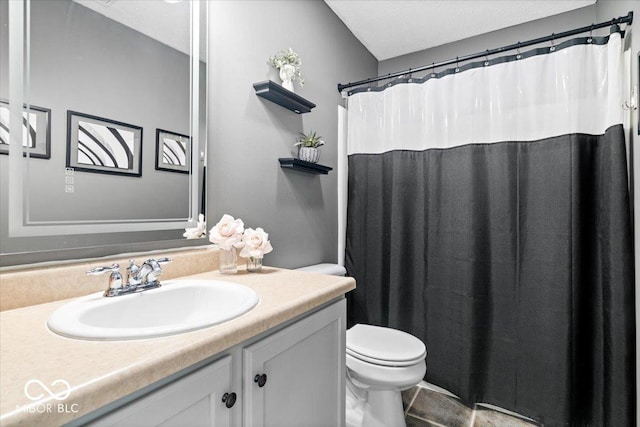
[
  {"xmin": 86, "ymin": 263, "xmax": 120, "ymax": 276},
  {"xmin": 139, "ymin": 257, "xmax": 172, "ymax": 285},
  {"xmin": 87, "ymin": 263, "xmax": 123, "ymax": 296}
]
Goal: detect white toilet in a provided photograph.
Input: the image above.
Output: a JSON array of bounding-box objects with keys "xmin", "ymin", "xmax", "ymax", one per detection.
[{"xmin": 296, "ymin": 264, "xmax": 427, "ymax": 427}]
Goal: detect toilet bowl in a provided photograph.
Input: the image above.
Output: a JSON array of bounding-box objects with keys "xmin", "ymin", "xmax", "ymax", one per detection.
[
  {"xmin": 296, "ymin": 264, "xmax": 427, "ymax": 427},
  {"xmin": 346, "ymin": 324, "xmax": 426, "ymax": 427}
]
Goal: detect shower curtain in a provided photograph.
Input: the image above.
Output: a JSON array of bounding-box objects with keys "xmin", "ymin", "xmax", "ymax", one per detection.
[{"xmin": 344, "ymin": 32, "xmax": 635, "ymax": 426}]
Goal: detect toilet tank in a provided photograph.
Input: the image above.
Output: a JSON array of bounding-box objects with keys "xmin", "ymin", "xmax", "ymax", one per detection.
[{"xmin": 295, "ymin": 263, "xmax": 346, "ymax": 276}]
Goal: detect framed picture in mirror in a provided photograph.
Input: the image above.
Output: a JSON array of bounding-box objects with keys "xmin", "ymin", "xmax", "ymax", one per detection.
[
  {"xmin": 155, "ymin": 128, "xmax": 191, "ymax": 174},
  {"xmin": 0, "ymin": 100, "xmax": 51, "ymax": 159},
  {"xmin": 66, "ymin": 110, "xmax": 143, "ymax": 177}
]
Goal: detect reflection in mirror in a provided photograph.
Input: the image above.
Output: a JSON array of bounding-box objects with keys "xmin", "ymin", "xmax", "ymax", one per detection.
[
  {"xmin": 67, "ymin": 111, "xmax": 144, "ymax": 177},
  {"xmin": 0, "ymin": 0, "xmax": 207, "ymax": 265},
  {"xmin": 156, "ymin": 129, "xmax": 191, "ymax": 174},
  {"xmin": 0, "ymin": 101, "xmax": 51, "ymax": 158}
]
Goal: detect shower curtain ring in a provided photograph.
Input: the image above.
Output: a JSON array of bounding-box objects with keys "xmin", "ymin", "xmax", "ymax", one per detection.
[
  {"xmin": 588, "ymin": 24, "xmax": 594, "ymax": 43},
  {"xmin": 484, "ymin": 50, "xmax": 490, "ymax": 66},
  {"xmin": 550, "ymin": 33, "xmax": 556, "ymax": 52},
  {"xmin": 431, "ymin": 62, "xmax": 436, "ymax": 78},
  {"xmin": 516, "ymin": 42, "xmax": 522, "ymax": 60},
  {"xmin": 455, "ymin": 56, "xmax": 460, "ymax": 72}
]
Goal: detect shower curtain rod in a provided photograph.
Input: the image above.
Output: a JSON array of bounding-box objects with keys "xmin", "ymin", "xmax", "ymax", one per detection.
[{"xmin": 337, "ymin": 11, "xmax": 633, "ymax": 93}]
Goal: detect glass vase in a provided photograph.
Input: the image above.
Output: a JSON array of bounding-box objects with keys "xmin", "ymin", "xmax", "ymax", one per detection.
[
  {"xmin": 219, "ymin": 247, "xmax": 238, "ymax": 274},
  {"xmin": 246, "ymin": 256, "xmax": 263, "ymax": 273}
]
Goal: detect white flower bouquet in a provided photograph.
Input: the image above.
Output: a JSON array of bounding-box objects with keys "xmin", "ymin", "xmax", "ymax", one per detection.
[
  {"xmin": 209, "ymin": 214, "xmax": 245, "ymax": 250},
  {"xmin": 237, "ymin": 227, "xmax": 274, "ymax": 260},
  {"xmin": 209, "ymin": 214, "xmax": 274, "ymax": 273}
]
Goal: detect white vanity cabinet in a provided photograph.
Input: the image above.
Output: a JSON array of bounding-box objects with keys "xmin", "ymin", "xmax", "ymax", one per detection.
[
  {"xmin": 84, "ymin": 299, "xmax": 346, "ymax": 427},
  {"xmin": 242, "ymin": 298, "xmax": 345, "ymax": 427},
  {"xmin": 87, "ymin": 355, "xmax": 234, "ymax": 427}
]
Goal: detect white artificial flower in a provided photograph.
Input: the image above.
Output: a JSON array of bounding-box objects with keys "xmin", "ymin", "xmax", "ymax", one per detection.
[
  {"xmin": 183, "ymin": 214, "xmax": 207, "ymax": 239},
  {"xmin": 209, "ymin": 214, "xmax": 244, "ymax": 250},
  {"xmin": 238, "ymin": 227, "xmax": 273, "ymax": 259}
]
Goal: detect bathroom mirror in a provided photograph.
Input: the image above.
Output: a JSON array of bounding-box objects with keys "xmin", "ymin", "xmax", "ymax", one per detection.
[{"xmin": 0, "ymin": 0, "xmax": 207, "ymax": 262}]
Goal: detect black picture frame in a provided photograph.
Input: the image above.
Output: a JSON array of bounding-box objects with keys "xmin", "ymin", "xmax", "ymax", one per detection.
[
  {"xmin": 66, "ymin": 111, "xmax": 143, "ymax": 177},
  {"xmin": 0, "ymin": 100, "xmax": 51, "ymax": 159},
  {"xmin": 155, "ymin": 128, "xmax": 191, "ymax": 174}
]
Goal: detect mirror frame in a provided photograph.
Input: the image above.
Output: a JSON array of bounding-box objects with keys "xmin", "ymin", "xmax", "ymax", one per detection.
[{"xmin": 6, "ymin": 0, "xmax": 203, "ymax": 237}]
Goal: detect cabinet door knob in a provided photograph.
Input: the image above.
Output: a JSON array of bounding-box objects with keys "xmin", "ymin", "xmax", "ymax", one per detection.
[
  {"xmin": 222, "ymin": 392, "xmax": 237, "ymax": 408},
  {"xmin": 253, "ymin": 373, "xmax": 267, "ymax": 387}
]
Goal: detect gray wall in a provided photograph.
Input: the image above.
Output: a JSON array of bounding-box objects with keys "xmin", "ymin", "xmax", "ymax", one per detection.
[
  {"xmin": 379, "ymin": 6, "xmax": 597, "ymax": 76},
  {"xmin": 206, "ymin": 1, "xmax": 377, "ymax": 269}
]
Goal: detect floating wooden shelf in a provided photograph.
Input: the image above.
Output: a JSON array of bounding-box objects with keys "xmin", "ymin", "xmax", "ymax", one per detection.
[
  {"xmin": 278, "ymin": 158, "xmax": 332, "ymax": 175},
  {"xmin": 253, "ymin": 81, "xmax": 316, "ymax": 114}
]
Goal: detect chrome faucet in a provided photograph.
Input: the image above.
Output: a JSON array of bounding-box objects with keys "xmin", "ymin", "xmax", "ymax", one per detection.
[{"xmin": 87, "ymin": 257, "xmax": 172, "ymax": 297}]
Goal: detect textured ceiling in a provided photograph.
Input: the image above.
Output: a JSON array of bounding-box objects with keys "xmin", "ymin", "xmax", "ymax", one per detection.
[
  {"xmin": 324, "ymin": 0, "xmax": 596, "ymax": 61},
  {"xmin": 72, "ymin": 0, "xmax": 193, "ymax": 57}
]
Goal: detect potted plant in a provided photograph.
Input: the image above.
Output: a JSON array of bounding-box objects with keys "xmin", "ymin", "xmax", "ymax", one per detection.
[
  {"xmin": 269, "ymin": 48, "xmax": 304, "ymax": 92},
  {"xmin": 294, "ymin": 131, "xmax": 324, "ymax": 164}
]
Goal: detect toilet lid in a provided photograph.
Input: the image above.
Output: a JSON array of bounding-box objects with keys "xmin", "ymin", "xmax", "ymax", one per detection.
[{"xmin": 346, "ymin": 324, "xmax": 426, "ymax": 367}]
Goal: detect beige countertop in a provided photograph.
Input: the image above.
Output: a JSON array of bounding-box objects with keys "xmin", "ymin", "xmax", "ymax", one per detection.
[{"xmin": 0, "ymin": 267, "xmax": 355, "ymax": 427}]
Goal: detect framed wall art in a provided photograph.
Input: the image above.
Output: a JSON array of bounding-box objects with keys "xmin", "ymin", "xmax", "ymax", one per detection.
[
  {"xmin": 0, "ymin": 100, "xmax": 51, "ymax": 159},
  {"xmin": 155, "ymin": 128, "xmax": 191, "ymax": 174},
  {"xmin": 66, "ymin": 111, "xmax": 143, "ymax": 177}
]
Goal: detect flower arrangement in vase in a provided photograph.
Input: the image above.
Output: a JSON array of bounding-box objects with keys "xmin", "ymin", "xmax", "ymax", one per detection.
[
  {"xmin": 294, "ymin": 131, "xmax": 324, "ymax": 164},
  {"xmin": 237, "ymin": 227, "xmax": 273, "ymax": 273},
  {"xmin": 209, "ymin": 214, "xmax": 273, "ymax": 273},
  {"xmin": 268, "ymin": 48, "xmax": 304, "ymax": 92},
  {"xmin": 209, "ymin": 214, "xmax": 245, "ymax": 274}
]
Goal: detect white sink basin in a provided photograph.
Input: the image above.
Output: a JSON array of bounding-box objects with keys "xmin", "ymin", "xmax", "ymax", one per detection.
[{"xmin": 47, "ymin": 280, "xmax": 260, "ymax": 340}]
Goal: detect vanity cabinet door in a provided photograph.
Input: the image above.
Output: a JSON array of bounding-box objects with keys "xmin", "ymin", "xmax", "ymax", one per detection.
[
  {"xmin": 88, "ymin": 355, "xmax": 235, "ymax": 427},
  {"xmin": 242, "ymin": 299, "xmax": 346, "ymax": 427}
]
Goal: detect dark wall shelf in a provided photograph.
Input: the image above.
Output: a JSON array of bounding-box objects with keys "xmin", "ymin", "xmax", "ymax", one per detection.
[
  {"xmin": 253, "ymin": 81, "xmax": 316, "ymax": 114},
  {"xmin": 279, "ymin": 158, "xmax": 332, "ymax": 175}
]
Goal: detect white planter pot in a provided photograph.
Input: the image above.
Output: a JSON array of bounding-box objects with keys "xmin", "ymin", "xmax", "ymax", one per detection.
[
  {"xmin": 279, "ymin": 64, "xmax": 296, "ymax": 92},
  {"xmin": 298, "ymin": 147, "xmax": 320, "ymax": 163}
]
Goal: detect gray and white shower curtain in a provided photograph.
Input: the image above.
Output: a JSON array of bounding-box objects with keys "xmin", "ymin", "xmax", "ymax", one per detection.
[{"xmin": 345, "ymin": 32, "xmax": 634, "ymax": 426}]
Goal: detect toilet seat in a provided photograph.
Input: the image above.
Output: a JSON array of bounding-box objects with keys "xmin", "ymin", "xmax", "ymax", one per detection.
[
  {"xmin": 346, "ymin": 324, "xmax": 426, "ymax": 367},
  {"xmin": 346, "ymin": 348, "xmax": 425, "ymax": 367}
]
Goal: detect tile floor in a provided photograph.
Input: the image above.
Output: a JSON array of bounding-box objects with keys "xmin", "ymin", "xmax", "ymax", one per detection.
[{"xmin": 402, "ymin": 382, "xmax": 543, "ymax": 427}]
